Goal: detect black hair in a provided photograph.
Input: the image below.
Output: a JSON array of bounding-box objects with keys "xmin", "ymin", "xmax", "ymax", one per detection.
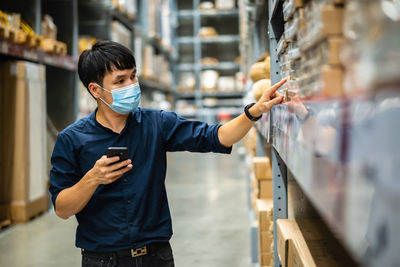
[{"xmin": 78, "ymin": 40, "xmax": 136, "ymax": 96}]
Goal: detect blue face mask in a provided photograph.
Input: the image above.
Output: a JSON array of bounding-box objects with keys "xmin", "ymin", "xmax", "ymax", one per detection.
[{"xmin": 98, "ymin": 82, "xmax": 141, "ymax": 114}]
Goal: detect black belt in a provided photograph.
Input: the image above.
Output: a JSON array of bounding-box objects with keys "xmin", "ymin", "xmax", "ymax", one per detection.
[{"xmin": 82, "ymin": 242, "xmax": 169, "ymax": 259}]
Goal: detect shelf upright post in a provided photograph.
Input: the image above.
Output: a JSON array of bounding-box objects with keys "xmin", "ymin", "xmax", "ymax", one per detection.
[
  {"xmin": 72, "ymin": 0, "xmax": 79, "ymax": 120},
  {"xmin": 272, "ymin": 147, "xmax": 288, "ymax": 267},
  {"xmin": 193, "ymin": 0, "xmax": 202, "ymax": 119},
  {"xmin": 267, "ymin": 0, "xmax": 287, "ymax": 266},
  {"xmin": 171, "ymin": 0, "xmax": 179, "ymax": 109}
]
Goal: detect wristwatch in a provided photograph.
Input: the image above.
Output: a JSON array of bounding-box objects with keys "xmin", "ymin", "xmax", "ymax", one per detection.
[{"xmin": 244, "ymin": 103, "xmax": 262, "ymax": 121}]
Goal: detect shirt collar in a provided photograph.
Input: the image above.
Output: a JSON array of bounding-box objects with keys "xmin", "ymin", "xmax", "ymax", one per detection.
[{"xmin": 90, "ymin": 108, "xmax": 142, "ymax": 126}]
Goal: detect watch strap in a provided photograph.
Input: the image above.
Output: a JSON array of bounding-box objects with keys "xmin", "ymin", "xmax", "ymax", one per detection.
[{"xmin": 244, "ymin": 103, "xmax": 262, "ymax": 121}]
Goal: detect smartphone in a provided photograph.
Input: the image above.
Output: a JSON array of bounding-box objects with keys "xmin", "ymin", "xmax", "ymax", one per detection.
[{"xmin": 107, "ymin": 147, "xmax": 129, "ymax": 163}]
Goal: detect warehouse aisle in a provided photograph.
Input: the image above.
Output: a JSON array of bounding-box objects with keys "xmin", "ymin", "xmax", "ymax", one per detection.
[{"xmin": 0, "ymin": 147, "xmax": 250, "ymax": 267}]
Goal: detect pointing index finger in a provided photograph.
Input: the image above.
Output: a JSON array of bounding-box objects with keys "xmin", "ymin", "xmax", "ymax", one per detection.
[{"xmin": 266, "ymin": 78, "xmax": 287, "ymax": 95}]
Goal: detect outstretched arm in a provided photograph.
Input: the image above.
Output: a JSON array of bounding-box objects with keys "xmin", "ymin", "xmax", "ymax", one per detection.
[{"xmin": 218, "ymin": 78, "xmax": 287, "ymax": 148}]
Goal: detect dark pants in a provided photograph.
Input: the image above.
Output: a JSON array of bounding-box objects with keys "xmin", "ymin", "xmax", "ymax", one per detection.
[{"xmin": 81, "ymin": 242, "xmax": 174, "ymax": 267}]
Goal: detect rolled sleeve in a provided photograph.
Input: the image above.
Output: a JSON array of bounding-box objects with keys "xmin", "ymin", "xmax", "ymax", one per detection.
[
  {"xmin": 161, "ymin": 111, "xmax": 232, "ymax": 154},
  {"xmin": 49, "ymin": 133, "xmax": 81, "ymax": 207}
]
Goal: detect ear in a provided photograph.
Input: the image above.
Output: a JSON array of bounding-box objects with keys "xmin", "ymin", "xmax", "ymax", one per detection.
[{"xmin": 88, "ymin": 82, "xmax": 101, "ymax": 99}]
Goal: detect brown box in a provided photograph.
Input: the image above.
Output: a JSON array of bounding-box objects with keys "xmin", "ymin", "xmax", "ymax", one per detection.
[
  {"xmin": 321, "ymin": 6, "xmax": 343, "ymax": 36},
  {"xmin": 282, "ymin": 219, "xmax": 341, "ymax": 267},
  {"xmin": 260, "ymin": 231, "xmax": 273, "ymax": 252},
  {"xmin": 251, "ymin": 173, "xmax": 273, "ymax": 200},
  {"xmin": 256, "ymin": 199, "xmax": 273, "ymax": 231},
  {"xmin": 321, "ymin": 65, "xmax": 343, "ymax": 97},
  {"xmin": 288, "ymin": 239, "xmax": 340, "ymax": 267},
  {"xmin": 259, "ymin": 252, "xmax": 273, "ymax": 267},
  {"xmin": 253, "ymin": 157, "xmax": 273, "ymax": 180},
  {"xmin": 276, "ymin": 219, "xmax": 299, "ymax": 267},
  {"xmin": 325, "ymin": 37, "xmax": 344, "ymax": 66},
  {"xmin": 0, "ymin": 61, "xmax": 48, "ymax": 223},
  {"xmin": 259, "ymin": 179, "xmax": 273, "ymax": 199}
]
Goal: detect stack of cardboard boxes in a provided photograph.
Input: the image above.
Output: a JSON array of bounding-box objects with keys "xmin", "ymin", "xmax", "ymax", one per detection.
[
  {"xmin": 256, "ymin": 199, "xmax": 274, "ymax": 267},
  {"xmin": 244, "ymin": 128, "xmax": 275, "ymax": 267},
  {"xmin": 252, "ymin": 157, "xmax": 274, "ymax": 267},
  {"xmin": 278, "ymin": 0, "xmax": 345, "ymax": 98},
  {"xmin": 0, "ymin": 61, "xmax": 48, "ymax": 225}
]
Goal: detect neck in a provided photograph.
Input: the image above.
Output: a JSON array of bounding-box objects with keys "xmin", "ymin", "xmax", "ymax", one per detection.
[{"xmin": 96, "ymin": 102, "xmax": 129, "ymax": 134}]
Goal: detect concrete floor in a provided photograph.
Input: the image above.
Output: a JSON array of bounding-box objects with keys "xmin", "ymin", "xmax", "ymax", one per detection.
[{"xmin": 0, "ymin": 149, "xmax": 251, "ymax": 267}]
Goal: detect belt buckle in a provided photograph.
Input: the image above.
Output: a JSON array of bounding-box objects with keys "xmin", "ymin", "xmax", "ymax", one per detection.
[{"xmin": 131, "ymin": 246, "xmax": 147, "ymax": 258}]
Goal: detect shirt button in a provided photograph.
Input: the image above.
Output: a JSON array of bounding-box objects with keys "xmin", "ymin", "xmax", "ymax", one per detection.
[
  {"xmin": 123, "ymin": 179, "xmax": 127, "ymax": 183},
  {"xmin": 127, "ymin": 200, "xmax": 131, "ymax": 204},
  {"xmin": 130, "ymin": 222, "xmax": 134, "ymax": 226}
]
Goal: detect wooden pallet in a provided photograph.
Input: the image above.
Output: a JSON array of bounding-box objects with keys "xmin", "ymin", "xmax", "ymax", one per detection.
[{"xmin": 10, "ymin": 195, "xmax": 48, "ymax": 224}]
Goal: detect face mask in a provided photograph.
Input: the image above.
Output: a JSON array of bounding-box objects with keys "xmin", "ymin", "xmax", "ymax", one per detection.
[{"xmin": 98, "ymin": 82, "xmax": 141, "ymax": 114}]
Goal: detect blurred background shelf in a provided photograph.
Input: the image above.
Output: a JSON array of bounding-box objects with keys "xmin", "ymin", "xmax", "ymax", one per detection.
[
  {"xmin": 139, "ymin": 76, "xmax": 173, "ymax": 94},
  {"xmin": 0, "ymin": 39, "xmax": 77, "ymax": 71},
  {"xmin": 178, "ymin": 62, "xmax": 240, "ymax": 71}
]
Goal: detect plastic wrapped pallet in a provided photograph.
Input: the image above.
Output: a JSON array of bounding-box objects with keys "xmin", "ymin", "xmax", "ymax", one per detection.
[{"xmin": 0, "ymin": 61, "xmax": 48, "ymax": 223}]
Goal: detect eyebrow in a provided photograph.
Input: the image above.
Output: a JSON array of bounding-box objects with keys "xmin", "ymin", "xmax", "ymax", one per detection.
[{"xmin": 112, "ymin": 70, "xmax": 136, "ymax": 82}]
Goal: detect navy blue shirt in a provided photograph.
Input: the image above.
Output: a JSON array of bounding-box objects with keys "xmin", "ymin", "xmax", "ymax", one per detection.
[{"xmin": 49, "ymin": 108, "xmax": 231, "ymax": 252}]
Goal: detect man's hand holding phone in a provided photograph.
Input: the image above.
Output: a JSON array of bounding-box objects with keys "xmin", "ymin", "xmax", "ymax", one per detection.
[{"xmin": 86, "ymin": 149, "xmax": 132, "ymax": 185}]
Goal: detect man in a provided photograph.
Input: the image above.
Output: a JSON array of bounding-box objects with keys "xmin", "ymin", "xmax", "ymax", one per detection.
[{"xmin": 49, "ymin": 41, "xmax": 286, "ymax": 267}]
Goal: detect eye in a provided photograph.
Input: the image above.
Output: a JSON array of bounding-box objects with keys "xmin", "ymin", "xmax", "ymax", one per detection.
[
  {"xmin": 131, "ymin": 74, "xmax": 136, "ymax": 80},
  {"xmin": 118, "ymin": 79, "xmax": 124, "ymax": 84}
]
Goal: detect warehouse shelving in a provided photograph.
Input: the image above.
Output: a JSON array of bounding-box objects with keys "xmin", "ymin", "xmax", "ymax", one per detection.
[
  {"xmin": 178, "ymin": 35, "xmax": 240, "ymax": 44},
  {"xmin": 0, "ymin": 39, "xmax": 76, "ymax": 70},
  {"xmin": 1, "ymin": 0, "xmax": 79, "ymax": 131},
  {"xmin": 174, "ymin": 0, "xmax": 243, "ymax": 121},
  {"xmin": 178, "ymin": 9, "xmax": 239, "ymax": 18},
  {"xmin": 243, "ymin": 0, "xmax": 400, "ymax": 266},
  {"xmin": 139, "ymin": 75, "xmax": 173, "ymax": 94}
]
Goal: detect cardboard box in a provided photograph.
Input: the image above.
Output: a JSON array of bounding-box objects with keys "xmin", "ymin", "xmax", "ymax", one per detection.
[
  {"xmin": 276, "ymin": 219, "xmax": 299, "ymax": 267},
  {"xmin": 253, "ymin": 157, "xmax": 273, "ymax": 180},
  {"xmin": 0, "ymin": 61, "xmax": 48, "ymax": 223},
  {"xmin": 321, "ymin": 65, "xmax": 343, "ymax": 96},
  {"xmin": 321, "ymin": 6, "xmax": 343, "ymax": 36},
  {"xmin": 283, "ymin": 219, "xmax": 341, "ymax": 267},
  {"xmin": 259, "ymin": 180, "xmax": 273, "ymax": 199},
  {"xmin": 288, "ymin": 239, "xmax": 340, "ymax": 267},
  {"xmin": 256, "ymin": 199, "xmax": 273, "ymax": 231},
  {"xmin": 259, "ymin": 252, "xmax": 273, "ymax": 267},
  {"xmin": 260, "ymin": 231, "xmax": 273, "ymax": 252},
  {"xmin": 251, "ymin": 173, "xmax": 273, "ymax": 200}
]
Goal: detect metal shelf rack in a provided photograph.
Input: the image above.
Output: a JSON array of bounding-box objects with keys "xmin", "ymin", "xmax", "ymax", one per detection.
[
  {"xmin": 247, "ymin": 0, "xmax": 400, "ymax": 266},
  {"xmin": 1, "ymin": 0, "xmax": 79, "ymax": 131},
  {"xmin": 174, "ymin": 0, "xmax": 242, "ymax": 121}
]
